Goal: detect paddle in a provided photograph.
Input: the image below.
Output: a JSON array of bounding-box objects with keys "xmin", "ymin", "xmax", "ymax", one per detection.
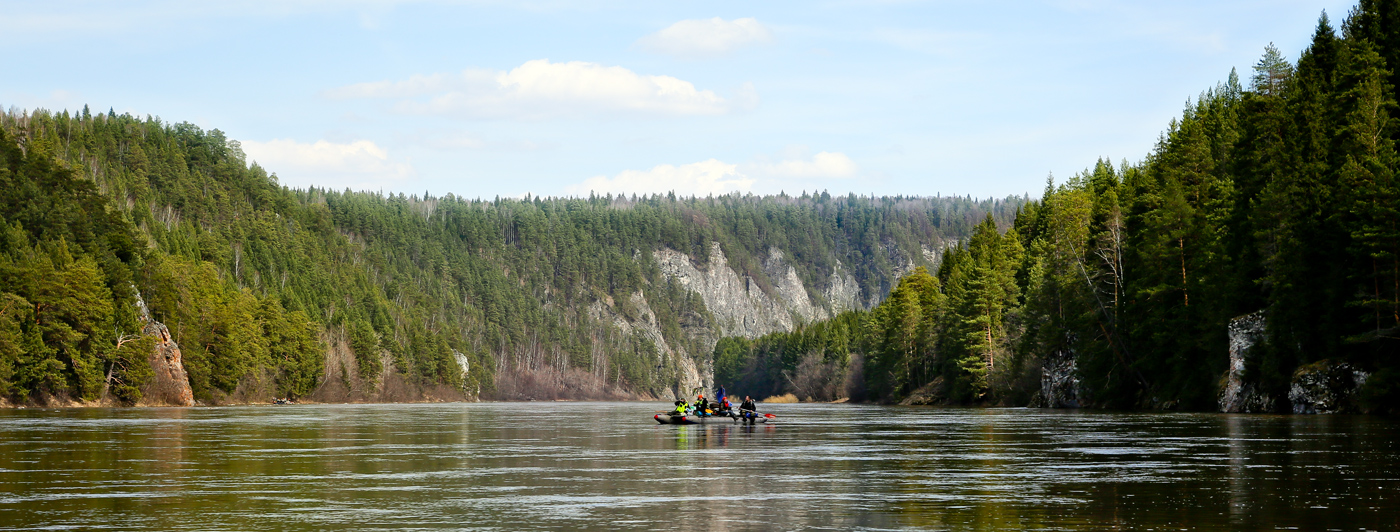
[{"xmin": 737, "ymin": 408, "xmax": 776, "ymax": 420}]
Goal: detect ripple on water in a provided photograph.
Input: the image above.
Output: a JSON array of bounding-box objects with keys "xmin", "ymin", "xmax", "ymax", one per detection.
[{"xmin": 0, "ymin": 402, "xmax": 1396, "ymax": 531}]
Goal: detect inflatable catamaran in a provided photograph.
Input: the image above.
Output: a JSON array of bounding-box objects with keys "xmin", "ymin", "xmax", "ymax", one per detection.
[
  {"xmin": 653, "ymin": 411, "xmax": 774, "ymax": 425},
  {"xmin": 653, "ymin": 385, "xmax": 775, "ymax": 425}
]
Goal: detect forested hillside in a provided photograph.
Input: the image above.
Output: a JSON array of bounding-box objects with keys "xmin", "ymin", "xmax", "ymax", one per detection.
[
  {"xmin": 0, "ymin": 109, "xmax": 1018, "ymax": 405},
  {"xmin": 718, "ymin": 2, "xmax": 1400, "ymax": 413}
]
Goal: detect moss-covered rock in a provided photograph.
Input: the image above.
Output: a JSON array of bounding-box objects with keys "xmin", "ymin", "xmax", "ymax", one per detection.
[{"xmin": 1288, "ymin": 359, "xmax": 1369, "ymax": 414}]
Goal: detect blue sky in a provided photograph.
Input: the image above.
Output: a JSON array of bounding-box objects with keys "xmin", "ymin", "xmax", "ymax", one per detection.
[{"xmin": 2, "ymin": 0, "xmax": 1357, "ymax": 199}]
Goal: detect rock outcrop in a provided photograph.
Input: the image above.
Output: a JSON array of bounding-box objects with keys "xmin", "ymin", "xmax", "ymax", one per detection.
[
  {"xmin": 453, "ymin": 350, "xmax": 470, "ymax": 385},
  {"xmin": 654, "ymin": 242, "xmax": 843, "ymax": 339},
  {"xmin": 823, "ymin": 261, "xmax": 862, "ymax": 314},
  {"xmin": 587, "ymin": 291, "xmax": 705, "ymax": 395},
  {"xmin": 133, "ymin": 291, "xmax": 195, "ymax": 406},
  {"xmin": 606, "ymin": 240, "xmax": 941, "ymax": 397},
  {"xmin": 1039, "ymin": 351, "xmax": 1081, "ymax": 408},
  {"xmin": 899, "ymin": 376, "xmax": 947, "ymax": 405},
  {"xmin": 646, "ymin": 242, "xmax": 888, "ymax": 392},
  {"xmin": 1289, "ymin": 359, "xmax": 1369, "ymax": 414},
  {"xmin": 921, "ymin": 240, "xmax": 961, "ymax": 270},
  {"xmin": 761, "ymin": 247, "xmax": 825, "ymax": 324},
  {"xmin": 1219, "ymin": 311, "xmax": 1275, "ymax": 413}
]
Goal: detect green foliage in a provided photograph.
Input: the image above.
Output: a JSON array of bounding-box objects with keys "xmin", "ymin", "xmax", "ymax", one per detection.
[
  {"xmin": 718, "ymin": 6, "xmax": 1400, "ymax": 410},
  {"xmin": 348, "ymin": 319, "xmax": 382, "ymax": 382},
  {"xmin": 20, "ymin": 5, "xmax": 1396, "ymax": 411},
  {"xmin": 713, "ymin": 336, "xmax": 753, "ymax": 389},
  {"xmin": 862, "ymin": 267, "xmax": 940, "ymax": 401},
  {"xmin": 1, "ymin": 107, "xmax": 1014, "ymax": 403},
  {"xmin": 713, "ymin": 310, "xmax": 867, "ymax": 401},
  {"xmin": 107, "ymin": 335, "xmax": 155, "ymax": 405},
  {"xmin": 0, "ymin": 124, "xmax": 142, "ymax": 403}
]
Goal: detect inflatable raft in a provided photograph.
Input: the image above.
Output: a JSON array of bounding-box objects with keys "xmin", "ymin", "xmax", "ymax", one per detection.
[{"xmin": 653, "ymin": 413, "xmax": 772, "ymax": 425}]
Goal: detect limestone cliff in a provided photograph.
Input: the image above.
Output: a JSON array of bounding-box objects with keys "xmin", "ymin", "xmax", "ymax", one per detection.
[
  {"xmin": 132, "ymin": 291, "xmax": 195, "ymax": 407},
  {"xmin": 578, "ymin": 239, "xmax": 940, "ymax": 397},
  {"xmin": 587, "ymin": 291, "xmax": 707, "ymax": 396},
  {"xmin": 654, "ymin": 242, "xmax": 852, "ymax": 340},
  {"xmin": 1216, "ymin": 311, "xmax": 1372, "ymax": 414},
  {"xmin": 1219, "ymin": 311, "xmax": 1275, "ymax": 413},
  {"xmin": 824, "ymin": 261, "xmax": 863, "ymax": 314}
]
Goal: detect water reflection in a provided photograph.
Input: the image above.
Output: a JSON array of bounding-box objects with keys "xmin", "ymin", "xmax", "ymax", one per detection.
[{"xmin": 0, "ymin": 403, "xmax": 1395, "ymax": 530}]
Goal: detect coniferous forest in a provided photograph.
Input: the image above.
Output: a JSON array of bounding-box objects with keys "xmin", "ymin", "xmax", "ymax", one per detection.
[
  {"xmin": 0, "ymin": 105, "xmax": 1016, "ymax": 405},
  {"xmin": 3, "ymin": 2, "xmax": 1399, "ymax": 414},
  {"xmin": 717, "ymin": 3, "xmax": 1400, "ymax": 414}
]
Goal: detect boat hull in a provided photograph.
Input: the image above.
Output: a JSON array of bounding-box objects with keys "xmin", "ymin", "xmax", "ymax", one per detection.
[{"xmin": 653, "ymin": 414, "xmax": 770, "ymax": 425}]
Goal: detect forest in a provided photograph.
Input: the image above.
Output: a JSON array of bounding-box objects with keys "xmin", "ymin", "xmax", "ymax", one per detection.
[
  {"xmin": 716, "ymin": 2, "xmax": 1400, "ymax": 413},
  {"xmin": 0, "ymin": 105, "xmax": 1016, "ymax": 405},
  {"xmin": 5, "ymin": 4, "xmax": 1396, "ymax": 414}
]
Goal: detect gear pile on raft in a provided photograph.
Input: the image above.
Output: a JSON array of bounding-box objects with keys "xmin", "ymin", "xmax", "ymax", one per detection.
[{"xmin": 654, "ymin": 386, "xmax": 774, "ymax": 425}]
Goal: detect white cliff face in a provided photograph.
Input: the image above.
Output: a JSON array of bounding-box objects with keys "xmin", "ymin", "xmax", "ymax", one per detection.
[
  {"xmin": 922, "ymin": 240, "xmax": 961, "ymax": 270},
  {"xmin": 453, "ymin": 351, "xmax": 470, "ymax": 383},
  {"xmin": 824, "ymin": 261, "xmax": 862, "ymax": 314},
  {"xmin": 587, "ymin": 291, "xmax": 704, "ymax": 395},
  {"xmin": 762, "ymin": 247, "xmax": 827, "ymax": 323},
  {"xmin": 654, "ymin": 242, "xmax": 828, "ymax": 339},
  {"xmin": 1219, "ymin": 311, "xmax": 1275, "ymax": 413},
  {"xmin": 593, "ymin": 241, "xmax": 915, "ymax": 396},
  {"xmin": 890, "ymin": 244, "xmax": 917, "ymax": 281}
]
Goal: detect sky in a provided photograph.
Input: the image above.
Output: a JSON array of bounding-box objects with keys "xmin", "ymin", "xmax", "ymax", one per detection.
[{"xmin": 2, "ymin": 0, "xmax": 1360, "ymax": 200}]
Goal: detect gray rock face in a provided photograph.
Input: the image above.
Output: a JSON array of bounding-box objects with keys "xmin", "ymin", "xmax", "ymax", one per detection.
[
  {"xmin": 615, "ymin": 240, "xmax": 940, "ymax": 396},
  {"xmin": 921, "ymin": 240, "xmax": 961, "ymax": 270},
  {"xmin": 588, "ymin": 291, "xmax": 705, "ymax": 394},
  {"xmin": 1039, "ymin": 351, "xmax": 1081, "ymax": 408},
  {"xmin": 453, "ymin": 351, "xmax": 470, "ymax": 383},
  {"xmin": 1219, "ymin": 310, "xmax": 1275, "ymax": 413},
  {"xmin": 654, "ymin": 242, "xmax": 829, "ymax": 339},
  {"xmin": 824, "ymin": 261, "xmax": 862, "ymax": 314},
  {"xmin": 648, "ymin": 242, "xmax": 882, "ymax": 392},
  {"xmin": 761, "ymin": 247, "xmax": 826, "ymax": 324},
  {"xmin": 133, "ymin": 290, "xmax": 195, "ymax": 406},
  {"xmin": 1289, "ymin": 360, "xmax": 1369, "ymax": 414}
]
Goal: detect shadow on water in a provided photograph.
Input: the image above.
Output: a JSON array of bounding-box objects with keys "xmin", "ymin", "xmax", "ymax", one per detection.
[{"xmin": 0, "ymin": 403, "xmax": 1395, "ymax": 530}]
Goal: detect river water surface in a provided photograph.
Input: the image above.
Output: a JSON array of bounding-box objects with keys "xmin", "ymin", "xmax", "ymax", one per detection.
[{"xmin": 0, "ymin": 402, "xmax": 1395, "ymax": 530}]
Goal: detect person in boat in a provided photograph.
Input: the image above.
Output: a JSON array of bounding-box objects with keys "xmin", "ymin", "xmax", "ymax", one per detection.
[
  {"xmin": 718, "ymin": 397, "xmax": 732, "ymax": 416},
  {"xmin": 739, "ymin": 396, "xmax": 757, "ymax": 422},
  {"xmin": 673, "ymin": 400, "xmax": 688, "ymax": 416},
  {"xmin": 715, "ymin": 385, "xmax": 730, "ymax": 415},
  {"xmin": 695, "ymin": 394, "xmax": 710, "ymax": 416}
]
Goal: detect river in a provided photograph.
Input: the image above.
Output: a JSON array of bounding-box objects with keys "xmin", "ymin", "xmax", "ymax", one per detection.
[{"xmin": 0, "ymin": 402, "xmax": 1394, "ymax": 530}]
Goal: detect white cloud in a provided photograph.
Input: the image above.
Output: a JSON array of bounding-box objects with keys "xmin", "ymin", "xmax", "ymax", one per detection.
[
  {"xmin": 749, "ymin": 151, "xmax": 859, "ymax": 179},
  {"xmin": 325, "ymin": 59, "xmax": 737, "ymax": 119},
  {"xmin": 566, "ymin": 159, "xmax": 753, "ymax": 197},
  {"xmin": 240, "ymin": 138, "xmax": 414, "ymax": 191},
  {"xmin": 636, "ymin": 17, "xmax": 774, "ymax": 58},
  {"xmin": 564, "ymin": 150, "xmax": 859, "ymax": 197}
]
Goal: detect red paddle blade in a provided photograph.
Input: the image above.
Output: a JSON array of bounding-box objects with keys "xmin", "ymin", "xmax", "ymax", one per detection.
[{"xmin": 764, "ymin": 413, "xmax": 776, "ymax": 418}]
